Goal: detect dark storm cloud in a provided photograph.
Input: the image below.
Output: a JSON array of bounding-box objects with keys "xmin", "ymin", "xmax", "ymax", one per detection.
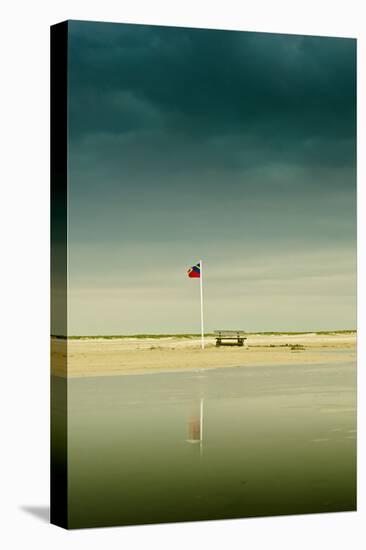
[
  {"xmin": 68, "ymin": 21, "xmax": 356, "ymax": 144},
  {"xmin": 67, "ymin": 20, "xmax": 356, "ymax": 248}
]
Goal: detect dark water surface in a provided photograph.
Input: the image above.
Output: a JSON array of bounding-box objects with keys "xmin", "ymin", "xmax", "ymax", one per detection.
[{"xmin": 61, "ymin": 361, "xmax": 356, "ymax": 528}]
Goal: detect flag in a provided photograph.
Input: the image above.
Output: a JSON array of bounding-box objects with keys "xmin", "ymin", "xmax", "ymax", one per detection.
[{"xmin": 187, "ymin": 262, "xmax": 200, "ymax": 278}]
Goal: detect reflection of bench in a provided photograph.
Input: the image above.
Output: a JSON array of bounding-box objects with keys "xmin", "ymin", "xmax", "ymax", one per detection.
[{"xmin": 214, "ymin": 330, "xmax": 247, "ymax": 347}]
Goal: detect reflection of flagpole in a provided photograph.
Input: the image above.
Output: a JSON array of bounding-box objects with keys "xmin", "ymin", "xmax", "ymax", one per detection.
[
  {"xmin": 200, "ymin": 397, "xmax": 204, "ymax": 457},
  {"xmin": 200, "ymin": 259, "xmax": 204, "ymax": 350}
]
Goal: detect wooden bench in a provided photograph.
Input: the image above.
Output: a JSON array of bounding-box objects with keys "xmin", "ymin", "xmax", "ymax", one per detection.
[{"xmin": 214, "ymin": 330, "xmax": 247, "ymax": 347}]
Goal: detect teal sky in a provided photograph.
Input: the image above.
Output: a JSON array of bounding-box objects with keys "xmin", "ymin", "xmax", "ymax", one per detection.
[{"xmin": 66, "ymin": 21, "xmax": 356, "ymax": 335}]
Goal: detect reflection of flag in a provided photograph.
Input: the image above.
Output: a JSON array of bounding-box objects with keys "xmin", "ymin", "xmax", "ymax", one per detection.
[
  {"xmin": 187, "ymin": 262, "xmax": 201, "ymax": 278},
  {"xmin": 188, "ymin": 416, "xmax": 201, "ymax": 441}
]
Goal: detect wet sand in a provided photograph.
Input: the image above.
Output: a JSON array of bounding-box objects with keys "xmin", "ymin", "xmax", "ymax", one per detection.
[
  {"xmin": 51, "ymin": 332, "xmax": 356, "ymax": 378},
  {"xmin": 63, "ymin": 360, "xmax": 356, "ymax": 527}
]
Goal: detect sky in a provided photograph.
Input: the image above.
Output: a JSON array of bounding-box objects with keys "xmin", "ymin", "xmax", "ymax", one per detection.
[{"xmin": 66, "ymin": 20, "xmax": 356, "ymax": 335}]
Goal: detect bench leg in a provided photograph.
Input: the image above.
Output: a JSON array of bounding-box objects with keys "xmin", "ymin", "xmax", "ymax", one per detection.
[{"xmin": 216, "ymin": 339, "xmax": 221, "ymax": 347}]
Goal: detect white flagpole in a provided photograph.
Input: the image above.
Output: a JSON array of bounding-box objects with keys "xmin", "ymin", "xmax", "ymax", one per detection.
[
  {"xmin": 200, "ymin": 397, "xmax": 204, "ymax": 457},
  {"xmin": 200, "ymin": 259, "xmax": 204, "ymax": 350}
]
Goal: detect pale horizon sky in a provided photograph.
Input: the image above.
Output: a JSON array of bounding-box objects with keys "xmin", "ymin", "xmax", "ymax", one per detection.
[{"xmin": 63, "ymin": 21, "xmax": 356, "ymax": 336}]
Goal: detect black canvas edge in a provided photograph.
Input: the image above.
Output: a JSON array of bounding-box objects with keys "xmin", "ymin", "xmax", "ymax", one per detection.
[{"xmin": 50, "ymin": 20, "xmax": 68, "ymax": 529}]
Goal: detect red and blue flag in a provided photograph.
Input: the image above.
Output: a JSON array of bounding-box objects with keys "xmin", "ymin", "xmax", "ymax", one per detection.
[{"xmin": 187, "ymin": 262, "xmax": 201, "ymax": 278}]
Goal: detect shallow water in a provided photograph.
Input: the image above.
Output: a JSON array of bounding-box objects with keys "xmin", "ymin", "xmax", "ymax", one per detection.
[{"xmin": 57, "ymin": 360, "xmax": 356, "ymax": 528}]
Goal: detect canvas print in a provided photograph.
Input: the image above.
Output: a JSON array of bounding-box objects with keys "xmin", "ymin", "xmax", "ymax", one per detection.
[{"xmin": 51, "ymin": 20, "xmax": 357, "ymax": 529}]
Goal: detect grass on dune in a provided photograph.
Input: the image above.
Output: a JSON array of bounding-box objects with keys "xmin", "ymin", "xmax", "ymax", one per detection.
[{"xmin": 51, "ymin": 329, "xmax": 356, "ymax": 340}]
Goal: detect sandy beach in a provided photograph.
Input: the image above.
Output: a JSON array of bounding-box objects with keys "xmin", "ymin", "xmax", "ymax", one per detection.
[{"xmin": 51, "ymin": 332, "xmax": 356, "ymax": 378}]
